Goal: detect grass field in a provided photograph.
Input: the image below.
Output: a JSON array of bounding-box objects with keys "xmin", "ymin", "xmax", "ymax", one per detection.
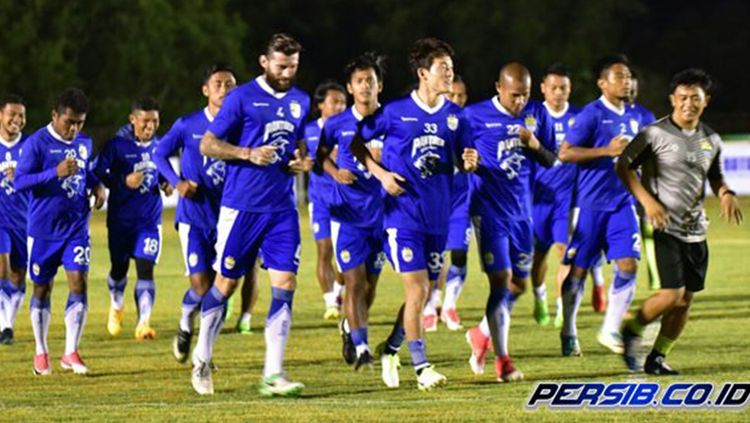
[{"xmin": 2, "ymin": 197, "xmax": 749, "ymax": 422}]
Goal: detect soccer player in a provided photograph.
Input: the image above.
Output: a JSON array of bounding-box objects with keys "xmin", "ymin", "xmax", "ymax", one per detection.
[
  {"xmin": 352, "ymin": 38, "xmax": 478, "ymax": 391},
  {"xmin": 191, "ymin": 33, "xmax": 311, "ymax": 396},
  {"xmin": 316, "ymin": 51, "xmax": 387, "ymax": 369},
  {"xmin": 153, "ymin": 64, "xmax": 238, "ymax": 361},
  {"xmin": 425, "ymin": 74, "xmax": 470, "ymax": 332},
  {"xmin": 15, "ymin": 88, "xmax": 105, "ymax": 375},
  {"xmin": 464, "ymin": 63, "xmax": 556, "ymax": 382},
  {"xmin": 619, "ymin": 68, "xmax": 743, "ymax": 374},
  {"xmin": 557, "ymin": 55, "xmax": 647, "ymax": 356},
  {"xmin": 0, "ymin": 95, "xmax": 29, "ymax": 345},
  {"xmin": 96, "ymin": 97, "xmax": 166, "ymax": 341},
  {"xmin": 305, "ymin": 81, "xmax": 347, "ymax": 320}
]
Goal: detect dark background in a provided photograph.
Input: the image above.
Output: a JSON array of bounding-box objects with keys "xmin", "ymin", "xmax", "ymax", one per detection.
[{"xmin": 2, "ymin": 0, "xmax": 748, "ymax": 147}]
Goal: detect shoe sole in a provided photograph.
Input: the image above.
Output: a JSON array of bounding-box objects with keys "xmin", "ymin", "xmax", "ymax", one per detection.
[
  {"xmin": 258, "ymin": 385, "xmax": 304, "ymax": 397},
  {"xmin": 417, "ymin": 378, "xmax": 447, "ymax": 391},
  {"xmin": 596, "ymin": 333, "xmax": 624, "ymax": 354},
  {"xmin": 33, "ymin": 368, "xmax": 51, "ymax": 376},
  {"xmin": 192, "ymin": 381, "xmax": 214, "ymax": 395},
  {"xmin": 173, "ymin": 337, "xmax": 189, "ymax": 363},
  {"xmin": 60, "ymin": 362, "xmax": 89, "ymax": 375}
]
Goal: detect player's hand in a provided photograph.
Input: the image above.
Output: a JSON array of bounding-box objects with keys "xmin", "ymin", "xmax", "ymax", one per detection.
[
  {"xmin": 56, "ymin": 157, "xmax": 78, "ymax": 178},
  {"xmin": 176, "ymin": 179, "xmax": 198, "ymax": 198},
  {"xmin": 462, "ymin": 148, "xmax": 479, "ymax": 172},
  {"xmin": 287, "ymin": 149, "xmax": 313, "ymax": 174},
  {"xmin": 91, "ymin": 184, "xmax": 106, "ymax": 210},
  {"xmin": 607, "ymin": 134, "xmax": 629, "ymax": 157},
  {"xmin": 380, "ymin": 172, "xmax": 405, "ymax": 196},
  {"xmin": 248, "ymin": 145, "xmax": 278, "ymax": 166},
  {"xmin": 519, "ymin": 128, "xmax": 541, "ymax": 150},
  {"xmin": 4, "ymin": 167, "xmax": 14, "ymax": 182},
  {"xmin": 720, "ymin": 193, "xmax": 743, "ymax": 225},
  {"xmin": 125, "ymin": 171, "xmax": 145, "ymax": 189},
  {"xmin": 161, "ymin": 181, "xmax": 174, "ymax": 196},
  {"xmin": 644, "ymin": 197, "xmax": 670, "ymax": 230},
  {"xmin": 334, "ymin": 168, "xmax": 357, "ymax": 185}
]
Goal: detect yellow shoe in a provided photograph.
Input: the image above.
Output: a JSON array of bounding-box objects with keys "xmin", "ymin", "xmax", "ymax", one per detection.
[
  {"xmin": 324, "ymin": 306, "xmax": 341, "ymax": 321},
  {"xmin": 135, "ymin": 322, "xmax": 156, "ymax": 341},
  {"xmin": 107, "ymin": 306, "xmax": 123, "ymax": 336}
]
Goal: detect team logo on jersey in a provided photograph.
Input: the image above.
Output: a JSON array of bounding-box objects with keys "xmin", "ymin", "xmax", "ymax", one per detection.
[
  {"xmin": 289, "ymin": 101, "xmax": 302, "ymax": 119},
  {"xmin": 61, "ymin": 174, "xmax": 84, "ymax": 198},
  {"xmin": 483, "ymin": 252, "xmax": 494, "ymax": 266},
  {"xmin": 566, "ymin": 247, "xmax": 577, "ymax": 260},
  {"xmin": 568, "ymin": 117, "xmax": 575, "ymax": 127},
  {"xmin": 700, "ymin": 139, "xmax": 713, "ymax": 151},
  {"xmin": 32, "ymin": 263, "xmax": 40, "ymax": 276},
  {"xmin": 629, "ymin": 119, "xmax": 639, "ymax": 134},
  {"xmin": 188, "ymin": 253, "xmax": 198, "ymax": 268},
  {"xmin": 499, "ymin": 153, "xmax": 526, "ymax": 180},
  {"xmin": 447, "ymin": 114, "xmax": 459, "ymax": 131},
  {"xmin": 224, "ymin": 255, "xmax": 236, "ymax": 270},
  {"xmin": 401, "ymin": 247, "xmax": 414, "ymax": 263},
  {"xmin": 205, "ymin": 159, "xmax": 225, "ymax": 186},
  {"xmin": 78, "ymin": 145, "xmax": 88, "ymax": 160},
  {"xmin": 524, "ymin": 115, "xmax": 538, "ymax": 132},
  {"xmin": 341, "ymin": 250, "xmax": 351, "ymax": 264}
]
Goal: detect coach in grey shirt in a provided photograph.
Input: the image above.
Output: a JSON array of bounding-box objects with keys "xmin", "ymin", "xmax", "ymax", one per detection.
[{"xmin": 616, "ymin": 68, "xmax": 742, "ymax": 375}]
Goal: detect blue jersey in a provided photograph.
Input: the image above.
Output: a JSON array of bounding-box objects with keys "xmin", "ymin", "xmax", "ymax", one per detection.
[
  {"xmin": 305, "ymin": 119, "xmax": 335, "ymax": 207},
  {"xmin": 320, "ymin": 106, "xmax": 384, "ymax": 229},
  {"xmin": 208, "ymin": 76, "xmax": 310, "ymax": 212},
  {"xmin": 15, "ymin": 124, "xmax": 97, "ymax": 240},
  {"xmin": 567, "ymin": 96, "xmax": 650, "ymax": 211},
  {"xmin": 533, "ymin": 102, "xmax": 581, "ymax": 204},
  {"xmin": 629, "ymin": 102, "xmax": 656, "ymax": 126},
  {"xmin": 467, "ymin": 98, "xmax": 555, "ymax": 222},
  {"xmin": 0, "ymin": 135, "xmax": 30, "ymax": 230},
  {"xmin": 359, "ymin": 92, "xmax": 473, "ymax": 235},
  {"xmin": 95, "ymin": 126, "xmax": 162, "ymax": 228},
  {"xmin": 154, "ymin": 108, "xmax": 224, "ymax": 229}
]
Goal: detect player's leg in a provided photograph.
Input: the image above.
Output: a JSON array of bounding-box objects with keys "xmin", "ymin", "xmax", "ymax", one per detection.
[
  {"xmin": 133, "ymin": 225, "xmax": 162, "ymax": 340},
  {"xmin": 589, "ymin": 254, "xmax": 607, "ymax": 313},
  {"xmin": 236, "ymin": 262, "xmax": 259, "ymax": 334},
  {"xmin": 106, "ymin": 226, "xmax": 133, "ymax": 337},
  {"xmin": 28, "ymin": 237, "xmax": 63, "ymax": 376},
  {"xmin": 531, "ymin": 202, "xmax": 554, "ymax": 326},
  {"xmin": 639, "ymin": 205, "xmax": 660, "ymax": 290},
  {"xmin": 310, "ymin": 202, "xmax": 342, "ymax": 320},
  {"xmin": 59, "ymin": 234, "xmax": 92, "ymax": 374},
  {"xmin": 0, "ymin": 228, "xmax": 27, "ymax": 345},
  {"xmin": 553, "ymin": 243, "xmax": 570, "ymax": 327}
]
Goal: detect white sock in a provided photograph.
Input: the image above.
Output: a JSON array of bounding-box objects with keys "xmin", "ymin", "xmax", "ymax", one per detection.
[
  {"xmin": 555, "ymin": 297, "xmax": 563, "ymax": 317},
  {"xmin": 443, "ymin": 265, "xmax": 467, "ymax": 310},
  {"xmin": 534, "ymin": 284, "xmax": 547, "ymax": 301},
  {"xmin": 424, "ymin": 303, "xmax": 437, "ymax": 316},
  {"xmin": 240, "ymin": 312, "xmax": 251, "ymax": 327},
  {"xmin": 332, "ymin": 281, "xmax": 345, "ymax": 298},
  {"xmin": 601, "ymin": 270, "xmax": 637, "ymax": 334},
  {"xmin": 8, "ymin": 288, "xmax": 25, "ymax": 329},
  {"xmin": 323, "ymin": 291, "xmax": 338, "ymax": 308},
  {"xmin": 192, "ymin": 288, "xmax": 227, "ymax": 364},
  {"xmin": 591, "ymin": 265, "xmax": 605, "ymax": 287},
  {"xmin": 30, "ymin": 298, "xmax": 51, "ymax": 355},
  {"xmin": 264, "ymin": 292, "xmax": 294, "ymax": 378},
  {"xmin": 478, "ymin": 316, "xmax": 491, "ymax": 337},
  {"xmin": 107, "ymin": 275, "xmax": 127, "ymax": 311},
  {"xmin": 429, "ymin": 288, "xmax": 442, "ymax": 310},
  {"xmin": 562, "ymin": 276, "xmax": 585, "ymax": 337},
  {"xmin": 64, "ymin": 294, "xmax": 88, "ymax": 355},
  {"xmin": 135, "ymin": 279, "xmax": 155, "ymax": 326}
]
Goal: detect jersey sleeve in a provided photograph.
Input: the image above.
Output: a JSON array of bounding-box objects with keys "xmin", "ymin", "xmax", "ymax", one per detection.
[
  {"xmin": 14, "ymin": 137, "xmax": 58, "ymax": 191},
  {"xmin": 208, "ymin": 90, "xmax": 243, "ymax": 143},
  {"xmin": 295, "ymin": 98, "xmax": 311, "ymax": 143},
  {"xmin": 537, "ymin": 109, "xmax": 556, "ymax": 152},
  {"xmin": 565, "ymin": 108, "xmax": 597, "ymax": 147},
  {"xmin": 453, "ymin": 110, "xmax": 475, "ymax": 157},
  {"xmin": 319, "ymin": 120, "xmax": 338, "ymax": 149},
  {"xmin": 154, "ymin": 118, "xmax": 185, "ymax": 187},
  {"xmin": 358, "ymin": 107, "xmax": 389, "ymax": 142},
  {"xmin": 620, "ymin": 128, "xmax": 654, "ymax": 170}
]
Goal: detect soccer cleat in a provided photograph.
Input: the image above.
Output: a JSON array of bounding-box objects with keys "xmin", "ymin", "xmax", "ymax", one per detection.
[
  {"xmin": 0, "ymin": 328, "xmax": 14, "ymax": 345},
  {"xmin": 323, "ymin": 305, "xmax": 341, "ymax": 321},
  {"xmin": 339, "ymin": 320, "xmax": 356, "ymax": 365},
  {"xmin": 416, "ymin": 366, "xmax": 447, "ymax": 391},
  {"xmin": 33, "ymin": 353, "xmax": 51, "ymax": 376},
  {"xmin": 135, "ymin": 322, "xmax": 156, "ymax": 340},
  {"xmin": 465, "ymin": 327, "xmax": 491, "ymax": 375},
  {"xmin": 533, "ymin": 297, "xmax": 550, "ymax": 326},
  {"xmin": 621, "ymin": 326, "xmax": 642, "ymax": 372},
  {"xmin": 107, "ymin": 306, "xmax": 124, "ymax": 336},
  {"xmin": 597, "ymin": 330, "xmax": 624, "ymax": 354},
  {"xmin": 236, "ymin": 319, "xmax": 252, "ymax": 335},
  {"xmin": 60, "ymin": 352, "xmax": 89, "ymax": 375},
  {"xmin": 423, "ymin": 313, "xmax": 438, "ymax": 333},
  {"xmin": 560, "ymin": 334, "xmax": 583, "ymax": 357},
  {"xmin": 379, "ymin": 350, "xmax": 401, "ymax": 388},
  {"xmin": 258, "ymin": 373, "xmax": 305, "ymax": 397},
  {"xmin": 173, "ymin": 328, "xmax": 192, "ymax": 363},
  {"xmin": 192, "ymin": 359, "xmax": 214, "ymax": 395},
  {"xmin": 440, "ymin": 308, "xmax": 463, "ymax": 331},
  {"xmin": 495, "ymin": 356, "xmax": 524, "ymax": 383},
  {"xmin": 353, "ymin": 350, "xmax": 374, "ymax": 372},
  {"xmin": 592, "ymin": 285, "xmax": 607, "ymax": 313},
  {"xmin": 644, "ymin": 353, "xmax": 679, "ymax": 376}
]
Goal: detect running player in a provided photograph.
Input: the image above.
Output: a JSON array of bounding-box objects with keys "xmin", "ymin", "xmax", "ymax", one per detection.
[{"xmin": 16, "ymin": 88, "xmax": 105, "ymax": 375}]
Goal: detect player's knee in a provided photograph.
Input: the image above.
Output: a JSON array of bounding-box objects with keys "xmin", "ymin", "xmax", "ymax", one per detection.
[
  {"xmin": 189, "ymin": 273, "xmax": 212, "ymax": 295},
  {"xmin": 510, "ymin": 277, "xmax": 527, "ymax": 295},
  {"xmin": 616, "ymin": 258, "xmax": 637, "ymax": 274},
  {"xmin": 676, "ymin": 290, "xmax": 694, "ymax": 309},
  {"xmin": 451, "ymin": 250, "xmax": 467, "ymax": 268},
  {"xmin": 269, "ymin": 271, "xmax": 296, "ymax": 291},
  {"xmin": 135, "ymin": 258, "xmax": 155, "ymax": 280}
]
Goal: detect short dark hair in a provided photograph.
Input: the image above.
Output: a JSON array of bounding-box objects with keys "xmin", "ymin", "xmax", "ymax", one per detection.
[
  {"xmin": 669, "ymin": 68, "xmax": 712, "ymax": 94},
  {"xmin": 543, "ymin": 62, "xmax": 571, "ymax": 79},
  {"xmin": 409, "ymin": 38, "xmax": 454, "ymax": 78},
  {"xmin": 54, "ymin": 88, "xmax": 89, "ymax": 115},
  {"xmin": 266, "ymin": 33, "xmax": 302, "ymax": 56},
  {"xmin": 313, "ymin": 80, "xmax": 346, "ymax": 105},
  {"xmin": 131, "ymin": 97, "xmax": 160, "ymax": 113},
  {"xmin": 344, "ymin": 51, "xmax": 387, "ymax": 83},
  {"xmin": 1, "ymin": 94, "xmax": 26, "ymax": 109},
  {"xmin": 594, "ymin": 54, "xmax": 631, "ymax": 79},
  {"xmin": 203, "ymin": 63, "xmax": 237, "ymax": 85}
]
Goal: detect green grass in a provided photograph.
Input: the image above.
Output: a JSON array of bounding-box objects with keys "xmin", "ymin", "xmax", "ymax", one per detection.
[{"xmin": 2, "ymin": 197, "xmax": 749, "ymax": 422}]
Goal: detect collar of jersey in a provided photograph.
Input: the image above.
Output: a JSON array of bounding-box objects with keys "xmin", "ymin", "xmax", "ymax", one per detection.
[
  {"xmin": 492, "ymin": 96, "xmax": 518, "ymax": 117},
  {"xmin": 598, "ymin": 95, "xmax": 626, "ymax": 116},
  {"xmin": 0, "ymin": 132, "xmax": 22, "ymax": 149},
  {"xmin": 410, "ymin": 90, "xmax": 445, "ymax": 115},
  {"xmin": 543, "ymin": 101, "xmax": 569, "ymax": 119},
  {"xmin": 46, "ymin": 123, "xmax": 74, "ymax": 145},
  {"xmin": 256, "ymin": 76, "xmax": 288, "ymax": 99},
  {"xmin": 203, "ymin": 107, "xmax": 215, "ymax": 122}
]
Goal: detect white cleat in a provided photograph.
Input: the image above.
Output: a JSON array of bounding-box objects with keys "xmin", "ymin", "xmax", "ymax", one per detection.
[
  {"xmin": 258, "ymin": 373, "xmax": 305, "ymax": 397},
  {"xmin": 60, "ymin": 352, "xmax": 89, "ymax": 375},
  {"xmin": 416, "ymin": 366, "xmax": 447, "ymax": 391},
  {"xmin": 192, "ymin": 359, "xmax": 214, "ymax": 395},
  {"xmin": 381, "ymin": 352, "xmax": 401, "ymax": 388},
  {"xmin": 597, "ymin": 330, "xmax": 624, "ymax": 354}
]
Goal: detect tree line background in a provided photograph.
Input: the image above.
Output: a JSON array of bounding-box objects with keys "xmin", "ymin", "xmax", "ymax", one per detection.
[{"xmin": 1, "ymin": 0, "xmax": 747, "ymax": 149}]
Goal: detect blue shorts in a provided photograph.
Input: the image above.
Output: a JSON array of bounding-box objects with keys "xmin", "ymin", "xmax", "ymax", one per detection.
[
  {"xmin": 331, "ymin": 220, "xmax": 386, "ymax": 274},
  {"xmin": 445, "ymin": 189, "xmax": 471, "ymax": 251},
  {"xmin": 473, "ymin": 216, "xmax": 534, "ymax": 278},
  {"xmin": 28, "ymin": 233, "xmax": 91, "ymax": 284},
  {"xmin": 108, "ymin": 223, "xmax": 162, "ymax": 264},
  {"xmin": 308, "ymin": 201, "xmax": 331, "ymax": 241},
  {"xmin": 214, "ymin": 207, "xmax": 301, "ymax": 278},
  {"xmin": 533, "ymin": 197, "xmax": 571, "ymax": 253},
  {"xmin": 563, "ymin": 203, "xmax": 641, "ymax": 269},
  {"xmin": 384, "ymin": 227, "xmax": 446, "ymax": 281},
  {"xmin": 0, "ymin": 226, "xmax": 27, "ymax": 268},
  {"xmin": 178, "ymin": 223, "xmax": 217, "ymax": 275}
]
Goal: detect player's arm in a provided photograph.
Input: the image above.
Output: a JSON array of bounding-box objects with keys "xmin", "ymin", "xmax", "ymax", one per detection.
[
  {"xmin": 351, "ymin": 133, "xmax": 403, "ymax": 195},
  {"xmin": 707, "ymin": 146, "xmax": 743, "ymax": 225},
  {"xmin": 454, "ymin": 113, "xmax": 479, "ymax": 173},
  {"xmin": 287, "ymin": 138, "xmax": 313, "ymax": 174},
  {"xmin": 315, "ymin": 123, "xmax": 355, "ymax": 184},
  {"xmin": 85, "ymin": 160, "xmax": 106, "ymax": 210},
  {"xmin": 558, "ymin": 136, "xmax": 628, "ymax": 163},
  {"xmin": 15, "ymin": 139, "xmax": 77, "ymax": 191},
  {"xmin": 519, "ymin": 128, "xmax": 555, "ymax": 168}
]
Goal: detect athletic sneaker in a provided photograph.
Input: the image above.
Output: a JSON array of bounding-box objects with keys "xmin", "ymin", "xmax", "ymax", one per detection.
[
  {"xmin": 621, "ymin": 326, "xmax": 641, "ymax": 372},
  {"xmin": 339, "ymin": 320, "xmax": 356, "ymax": 365},
  {"xmin": 416, "ymin": 366, "xmax": 447, "ymax": 391},
  {"xmin": 236, "ymin": 319, "xmax": 252, "ymax": 335},
  {"xmin": 191, "ymin": 359, "xmax": 214, "ymax": 395},
  {"xmin": 60, "ymin": 352, "xmax": 89, "ymax": 374},
  {"xmin": 465, "ymin": 327, "xmax": 490, "ymax": 375},
  {"xmin": 107, "ymin": 306, "xmax": 123, "ymax": 336},
  {"xmin": 424, "ymin": 313, "xmax": 438, "ymax": 333},
  {"xmin": 379, "ymin": 349, "xmax": 401, "ymax": 388},
  {"xmin": 324, "ymin": 305, "xmax": 340, "ymax": 321},
  {"xmin": 173, "ymin": 328, "xmax": 192, "ymax": 363},
  {"xmin": 440, "ymin": 308, "xmax": 463, "ymax": 331},
  {"xmin": 533, "ymin": 297, "xmax": 550, "ymax": 326},
  {"xmin": 353, "ymin": 350, "xmax": 374, "ymax": 372},
  {"xmin": 0, "ymin": 328, "xmax": 14, "ymax": 345},
  {"xmin": 495, "ymin": 356, "xmax": 524, "ymax": 383},
  {"xmin": 258, "ymin": 373, "xmax": 304, "ymax": 397},
  {"xmin": 644, "ymin": 352, "xmax": 679, "ymax": 376},
  {"xmin": 33, "ymin": 353, "xmax": 51, "ymax": 376},
  {"xmin": 597, "ymin": 330, "xmax": 624, "ymax": 354},
  {"xmin": 592, "ymin": 285, "xmax": 607, "ymax": 313},
  {"xmin": 135, "ymin": 322, "xmax": 156, "ymax": 340},
  {"xmin": 560, "ymin": 334, "xmax": 582, "ymax": 357}
]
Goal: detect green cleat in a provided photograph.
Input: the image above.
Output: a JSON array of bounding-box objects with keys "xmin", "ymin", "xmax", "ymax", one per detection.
[
  {"xmin": 533, "ymin": 297, "xmax": 550, "ymax": 326},
  {"xmin": 225, "ymin": 297, "xmax": 235, "ymax": 321},
  {"xmin": 236, "ymin": 318, "xmax": 252, "ymax": 335},
  {"xmin": 258, "ymin": 373, "xmax": 305, "ymax": 397}
]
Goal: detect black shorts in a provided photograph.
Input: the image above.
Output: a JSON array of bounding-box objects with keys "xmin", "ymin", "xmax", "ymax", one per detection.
[{"xmin": 653, "ymin": 231, "xmax": 709, "ymax": 292}]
